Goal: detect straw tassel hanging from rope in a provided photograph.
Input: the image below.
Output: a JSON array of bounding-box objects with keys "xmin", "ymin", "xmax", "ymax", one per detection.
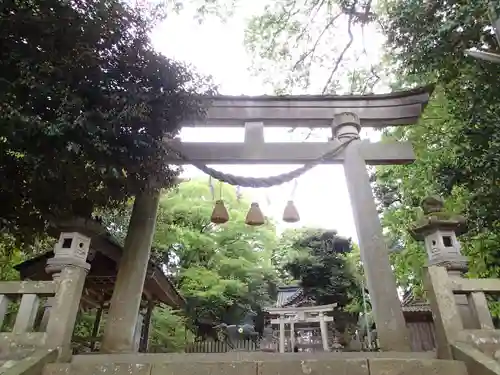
[
  {"xmin": 210, "ymin": 178, "xmax": 229, "ymax": 224},
  {"xmin": 282, "ymin": 179, "xmax": 300, "ymax": 223}
]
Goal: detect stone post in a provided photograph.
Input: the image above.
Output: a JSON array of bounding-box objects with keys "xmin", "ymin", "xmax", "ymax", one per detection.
[
  {"xmin": 259, "ymin": 324, "xmax": 277, "ymax": 352},
  {"xmin": 279, "ymin": 315, "xmax": 285, "ymax": 353},
  {"xmin": 45, "ymin": 231, "xmax": 91, "ymax": 360},
  {"xmin": 38, "ymin": 298, "xmax": 53, "ymax": 332},
  {"xmin": 133, "ymin": 313, "xmax": 144, "ymax": 352},
  {"xmin": 101, "ymin": 189, "xmax": 161, "ymax": 353},
  {"xmin": 334, "ymin": 112, "xmax": 411, "ymax": 352},
  {"xmin": 39, "ymin": 256, "xmax": 67, "ymax": 332},
  {"xmin": 13, "ymin": 294, "xmax": 40, "ymax": 333},
  {"xmin": 289, "ymin": 321, "xmax": 295, "ymax": 352},
  {"xmin": 318, "ymin": 312, "xmax": 329, "ymax": 352},
  {"xmin": 139, "ymin": 300, "xmax": 154, "ymax": 352},
  {"xmin": 90, "ymin": 303, "xmax": 104, "ymax": 352},
  {"xmin": 409, "ymin": 196, "xmax": 477, "ymax": 329}
]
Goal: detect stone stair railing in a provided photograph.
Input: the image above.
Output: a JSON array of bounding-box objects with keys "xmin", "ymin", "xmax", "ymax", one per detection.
[
  {"xmin": 425, "ymin": 265, "xmax": 500, "ymax": 375},
  {"xmin": 0, "ymin": 281, "xmax": 57, "ymax": 352},
  {"xmin": 0, "ymin": 348, "xmax": 57, "ymax": 375}
]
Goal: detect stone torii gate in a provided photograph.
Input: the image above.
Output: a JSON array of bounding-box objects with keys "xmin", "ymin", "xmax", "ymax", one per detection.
[{"xmin": 100, "ymin": 85, "xmax": 433, "ymax": 353}]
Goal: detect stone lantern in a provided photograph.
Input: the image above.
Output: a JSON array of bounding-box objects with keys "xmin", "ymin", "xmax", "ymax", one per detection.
[
  {"xmin": 409, "ymin": 196, "xmax": 468, "ymax": 276},
  {"xmin": 409, "ymin": 196, "xmax": 475, "ymax": 328}
]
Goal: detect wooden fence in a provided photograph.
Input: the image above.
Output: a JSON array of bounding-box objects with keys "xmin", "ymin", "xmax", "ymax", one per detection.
[
  {"xmin": 185, "ymin": 339, "xmax": 258, "ymax": 353},
  {"xmin": 407, "ymin": 321, "xmax": 436, "ymax": 352}
]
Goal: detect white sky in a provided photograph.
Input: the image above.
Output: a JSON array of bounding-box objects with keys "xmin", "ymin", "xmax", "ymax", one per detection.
[{"xmin": 151, "ymin": 2, "xmax": 386, "ymax": 242}]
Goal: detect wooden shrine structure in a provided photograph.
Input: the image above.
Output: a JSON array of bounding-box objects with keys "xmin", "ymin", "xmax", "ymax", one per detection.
[
  {"xmin": 266, "ymin": 303, "xmax": 336, "ymax": 353},
  {"xmin": 401, "ymin": 291, "xmax": 435, "ymax": 352},
  {"xmin": 12, "ymin": 219, "xmax": 185, "ymax": 353},
  {"xmin": 264, "ymin": 233, "xmax": 357, "ymax": 353},
  {"xmin": 269, "ymin": 285, "xmax": 362, "ymax": 353}
]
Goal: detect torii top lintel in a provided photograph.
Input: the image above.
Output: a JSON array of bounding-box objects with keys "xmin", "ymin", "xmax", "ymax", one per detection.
[
  {"xmin": 166, "ymin": 85, "xmax": 434, "ymax": 165},
  {"xmin": 182, "ymin": 85, "xmax": 434, "ymax": 128}
]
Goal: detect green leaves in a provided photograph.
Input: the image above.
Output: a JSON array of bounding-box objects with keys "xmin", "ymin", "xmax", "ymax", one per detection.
[
  {"xmin": 375, "ymin": 0, "xmax": 500, "ymax": 301},
  {"xmin": 150, "ymin": 306, "xmax": 193, "ymax": 352},
  {"xmin": 103, "ymin": 179, "xmax": 280, "ymax": 326},
  {"xmin": 0, "ymin": 0, "xmax": 214, "ymax": 242},
  {"xmin": 243, "ymin": 0, "xmax": 376, "ymax": 94},
  {"xmin": 278, "ymin": 228, "xmax": 361, "ymax": 310}
]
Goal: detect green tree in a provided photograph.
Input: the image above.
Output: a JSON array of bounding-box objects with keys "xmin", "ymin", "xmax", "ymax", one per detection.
[
  {"xmin": 276, "ymin": 228, "xmax": 361, "ymax": 310},
  {"xmin": 175, "ymin": 0, "xmax": 380, "ymax": 94},
  {"xmin": 371, "ymin": 87, "xmax": 466, "ymax": 295},
  {"xmin": 370, "ymin": 0, "xmax": 500, "ymax": 301},
  {"xmin": 149, "ymin": 306, "xmax": 194, "ymax": 352},
  {"xmin": 0, "ymin": 234, "xmax": 29, "ymax": 281},
  {"xmin": 0, "ymin": 0, "xmax": 213, "ymax": 243},
  {"xmin": 156, "ymin": 180, "xmax": 279, "ymax": 325},
  {"xmin": 102, "ymin": 179, "xmax": 280, "ymax": 327},
  {"xmin": 381, "ymin": 0, "xmax": 500, "ymax": 232}
]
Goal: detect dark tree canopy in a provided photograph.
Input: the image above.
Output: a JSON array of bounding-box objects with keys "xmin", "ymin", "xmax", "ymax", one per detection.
[
  {"xmin": 0, "ymin": 0, "xmax": 214, "ymax": 241},
  {"xmin": 281, "ymin": 228, "xmax": 360, "ymax": 308}
]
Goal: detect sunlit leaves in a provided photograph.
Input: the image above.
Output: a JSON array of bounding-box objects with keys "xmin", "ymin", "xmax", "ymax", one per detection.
[{"xmin": 149, "ymin": 306, "xmax": 193, "ymax": 352}]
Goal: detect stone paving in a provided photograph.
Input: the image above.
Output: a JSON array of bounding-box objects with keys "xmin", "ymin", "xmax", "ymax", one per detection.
[{"xmin": 42, "ymin": 352, "xmax": 467, "ymax": 375}]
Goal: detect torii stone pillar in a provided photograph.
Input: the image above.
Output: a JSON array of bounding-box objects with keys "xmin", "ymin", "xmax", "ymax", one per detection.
[
  {"xmin": 334, "ymin": 112, "xmax": 411, "ymax": 352},
  {"xmin": 101, "ymin": 188, "xmax": 161, "ymax": 353}
]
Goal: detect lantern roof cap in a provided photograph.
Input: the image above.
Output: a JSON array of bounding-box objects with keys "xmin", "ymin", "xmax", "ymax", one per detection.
[{"xmin": 409, "ymin": 196, "xmax": 467, "ymax": 240}]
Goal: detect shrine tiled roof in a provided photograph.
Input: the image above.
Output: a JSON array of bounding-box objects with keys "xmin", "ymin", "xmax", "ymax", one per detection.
[
  {"xmin": 276, "ymin": 287, "xmax": 432, "ymax": 312},
  {"xmin": 402, "ymin": 304, "xmax": 432, "ymax": 313},
  {"xmin": 401, "ymin": 291, "xmax": 431, "ymax": 313},
  {"xmin": 275, "ymin": 286, "xmax": 303, "ymax": 307}
]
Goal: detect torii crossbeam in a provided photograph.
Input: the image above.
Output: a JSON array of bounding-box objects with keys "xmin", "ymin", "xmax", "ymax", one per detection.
[{"xmin": 164, "ymin": 85, "xmax": 432, "ymax": 165}]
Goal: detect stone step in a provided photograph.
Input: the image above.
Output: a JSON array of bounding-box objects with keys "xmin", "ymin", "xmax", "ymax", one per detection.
[
  {"xmin": 0, "ymin": 348, "xmax": 35, "ymax": 361},
  {"xmin": 43, "ymin": 354, "xmax": 468, "ymax": 375},
  {"xmin": 0, "ymin": 348, "xmax": 39, "ymax": 374},
  {"xmin": 453, "ymin": 341, "xmax": 500, "ymax": 375},
  {"xmin": 0, "ymin": 359, "xmax": 18, "ymax": 374}
]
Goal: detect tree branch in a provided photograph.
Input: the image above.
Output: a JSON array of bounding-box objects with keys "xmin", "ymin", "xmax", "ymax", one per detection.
[
  {"xmin": 293, "ymin": 12, "xmax": 343, "ymax": 71},
  {"xmin": 322, "ymin": 13, "xmax": 354, "ymax": 94},
  {"xmin": 264, "ymin": 1, "xmax": 302, "ymax": 56}
]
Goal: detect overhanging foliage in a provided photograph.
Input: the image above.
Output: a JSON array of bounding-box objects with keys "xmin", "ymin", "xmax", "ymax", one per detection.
[{"xmin": 0, "ymin": 0, "xmax": 214, "ymax": 243}]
